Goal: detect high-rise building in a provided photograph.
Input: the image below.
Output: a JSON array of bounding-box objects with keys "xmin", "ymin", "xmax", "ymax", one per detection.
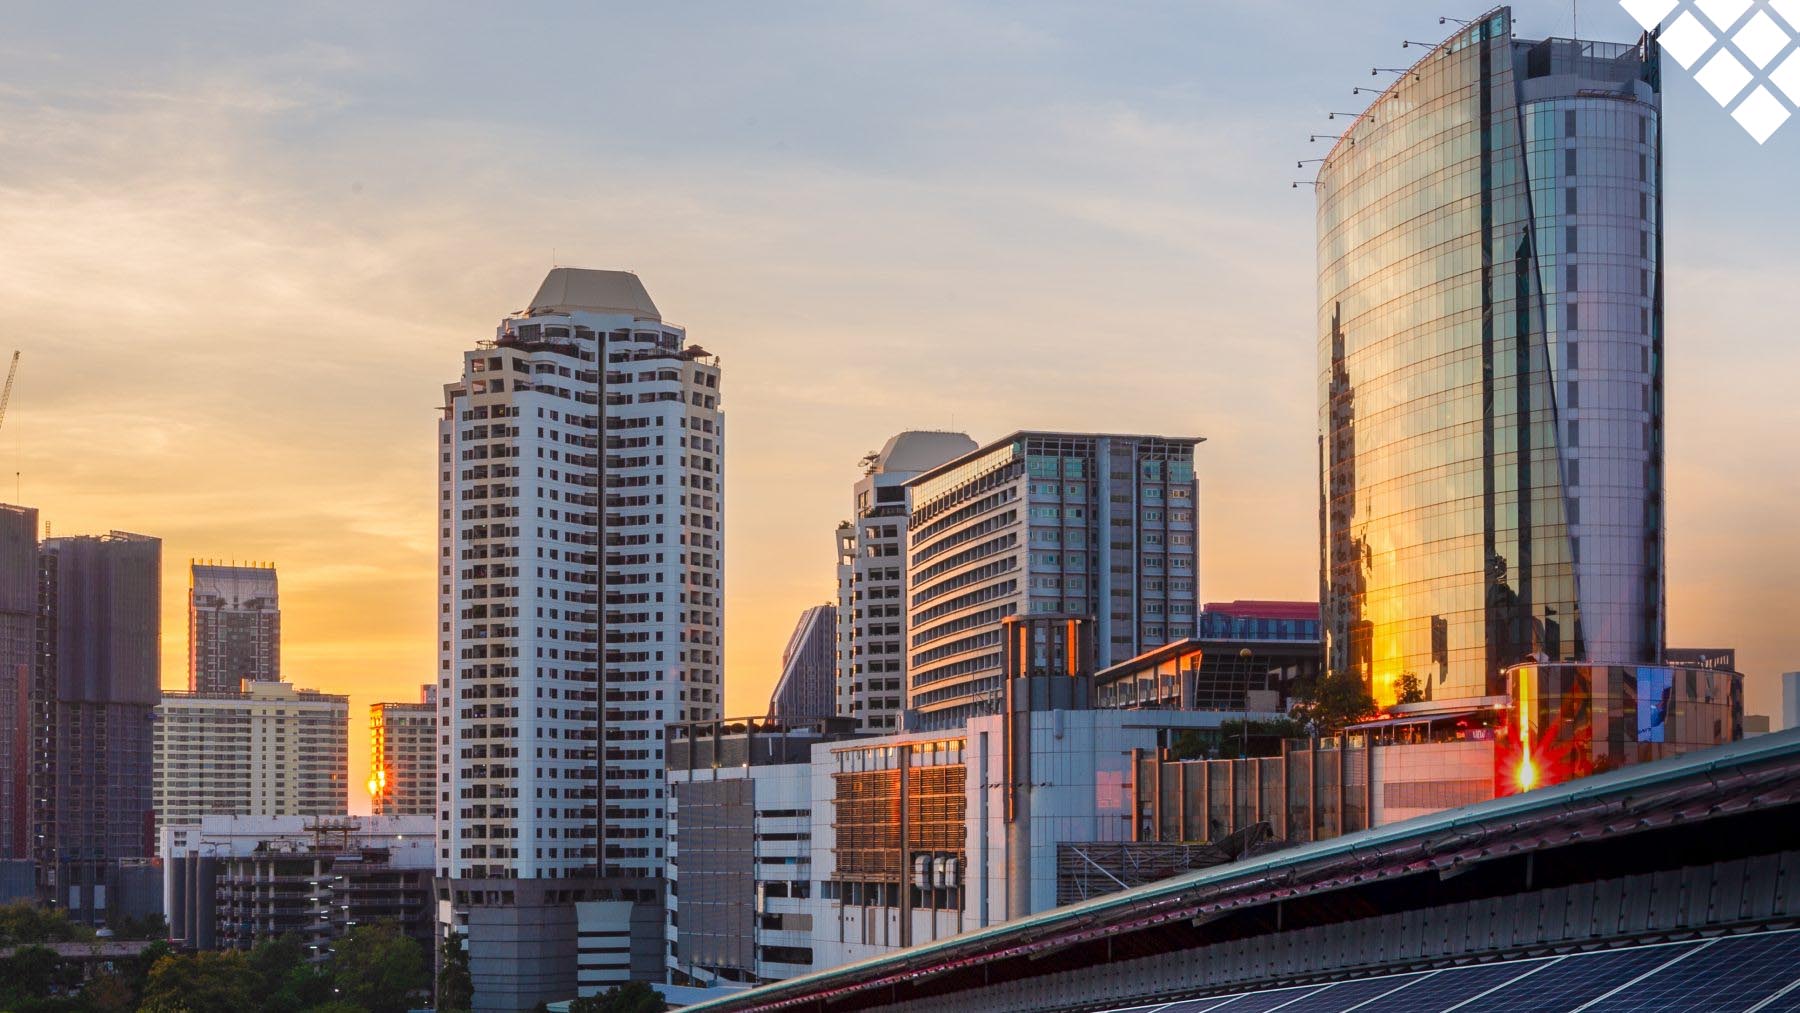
[
  {"xmin": 835, "ymin": 431, "xmax": 975, "ymax": 732},
  {"xmin": 370, "ymin": 684, "xmax": 436, "ymax": 817},
  {"xmin": 904, "ymin": 432, "xmax": 1202, "ymax": 730},
  {"xmin": 767, "ymin": 605, "xmax": 834, "ymax": 722},
  {"xmin": 153, "ymin": 679, "xmax": 350, "ymax": 845},
  {"xmin": 0, "ymin": 505, "xmax": 36, "ymax": 862},
  {"xmin": 33, "ymin": 531, "xmax": 161, "ymax": 922},
  {"xmin": 188, "ymin": 562, "xmax": 280, "ymax": 694},
  {"xmin": 1783, "ymin": 672, "xmax": 1800, "ymax": 732},
  {"xmin": 438, "ymin": 268, "xmax": 723, "ymax": 1008},
  {"xmin": 1317, "ymin": 10, "xmax": 1665, "ymax": 704}
]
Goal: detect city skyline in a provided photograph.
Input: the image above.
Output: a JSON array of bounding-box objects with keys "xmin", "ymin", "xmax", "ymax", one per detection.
[{"xmin": 1, "ymin": 1, "xmax": 1796, "ymax": 813}]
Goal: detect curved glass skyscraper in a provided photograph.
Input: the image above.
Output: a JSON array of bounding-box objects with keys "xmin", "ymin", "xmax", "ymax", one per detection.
[{"xmin": 1317, "ymin": 9, "xmax": 1665, "ymax": 704}]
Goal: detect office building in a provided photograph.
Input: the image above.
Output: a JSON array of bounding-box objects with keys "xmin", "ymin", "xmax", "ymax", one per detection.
[
  {"xmin": 665, "ymin": 717, "xmax": 859, "ymax": 987},
  {"xmin": 162, "ymin": 814, "xmax": 433, "ymax": 955},
  {"xmin": 438, "ymin": 268, "xmax": 723, "ymax": 1008},
  {"xmin": 33, "ymin": 531, "xmax": 161, "ymax": 922},
  {"xmin": 188, "ymin": 562, "xmax": 280, "ymax": 694},
  {"xmin": 370, "ymin": 684, "xmax": 436, "ymax": 816},
  {"xmin": 1317, "ymin": 10, "xmax": 1666, "ymax": 704},
  {"xmin": 904, "ymin": 432, "xmax": 1202, "ymax": 729},
  {"xmin": 0, "ymin": 505, "xmax": 36, "ymax": 861},
  {"xmin": 835, "ymin": 431, "xmax": 975, "ymax": 732},
  {"xmin": 1785, "ymin": 672, "xmax": 1800, "ymax": 731},
  {"xmin": 153, "ymin": 679, "xmax": 350, "ymax": 844},
  {"xmin": 766, "ymin": 605, "xmax": 834, "ymax": 722}
]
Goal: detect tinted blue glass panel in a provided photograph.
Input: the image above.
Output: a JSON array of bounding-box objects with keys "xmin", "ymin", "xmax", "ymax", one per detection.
[{"xmin": 1584, "ymin": 932, "xmax": 1800, "ymax": 1011}]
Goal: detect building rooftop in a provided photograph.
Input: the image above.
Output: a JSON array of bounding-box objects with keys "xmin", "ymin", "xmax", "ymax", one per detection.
[
  {"xmin": 526, "ymin": 268, "xmax": 660, "ymax": 320},
  {"xmin": 912, "ymin": 430, "xmax": 1206, "ymax": 485},
  {"xmin": 868, "ymin": 431, "xmax": 979, "ymax": 476}
]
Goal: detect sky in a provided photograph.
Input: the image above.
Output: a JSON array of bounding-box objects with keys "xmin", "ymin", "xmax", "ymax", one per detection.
[{"xmin": 1, "ymin": 1, "xmax": 1795, "ymax": 813}]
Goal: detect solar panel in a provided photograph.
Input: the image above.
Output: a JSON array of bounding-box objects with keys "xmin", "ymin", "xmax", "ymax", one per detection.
[
  {"xmin": 1347, "ymin": 960, "xmax": 1556, "ymax": 1012},
  {"xmin": 1252, "ymin": 972, "xmax": 1430, "ymax": 1012},
  {"xmin": 1455, "ymin": 943, "xmax": 1700, "ymax": 1012},
  {"xmin": 1206, "ymin": 985, "xmax": 1332, "ymax": 1012},
  {"xmin": 1753, "ymin": 979, "xmax": 1800, "ymax": 1011},
  {"xmin": 1581, "ymin": 931, "xmax": 1800, "ymax": 1012},
  {"xmin": 1088, "ymin": 933, "xmax": 1800, "ymax": 1013},
  {"xmin": 1153, "ymin": 994, "xmax": 1265, "ymax": 1013}
]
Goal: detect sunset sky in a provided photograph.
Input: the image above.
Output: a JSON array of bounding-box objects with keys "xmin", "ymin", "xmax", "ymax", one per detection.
[{"xmin": 3, "ymin": 1, "xmax": 1795, "ymax": 812}]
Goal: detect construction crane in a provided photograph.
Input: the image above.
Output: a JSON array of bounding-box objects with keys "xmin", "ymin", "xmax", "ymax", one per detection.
[
  {"xmin": 0, "ymin": 351, "xmax": 18, "ymax": 437},
  {"xmin": 0, "ymin": 352, "xmax": 18, "ymax": 504}
]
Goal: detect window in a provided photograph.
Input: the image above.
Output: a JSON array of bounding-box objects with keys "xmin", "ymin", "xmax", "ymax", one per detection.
[
  {"xmin": 1565, "ymin": 149, "xmax": 1577, "ymax": 175},
  {"xmin": 1566, "ymin": 226, "xmax": 1578, "ymax": 254},
  {"xmin": 1565, "ymin": 110, "xmax": 1577, "ymax": 136},
  {"xmin": 1566, "ymin": 341, "xmax": 1578, "ymax": 368},
  {"xmin": 1566, "ymin": 264, "xmax": 1577, "ymax": 292},
  {"xmin": 1566, "ymin": 187, "xmax": 1578, "ymax": 214}
]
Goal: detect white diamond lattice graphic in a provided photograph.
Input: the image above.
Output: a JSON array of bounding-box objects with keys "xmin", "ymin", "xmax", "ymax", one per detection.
[
  {"xmin": 1696, "ymin": 49, "xmax": 1755, "ymax": 101},
  {"xmin": 1733, "ymin": 84, "xmax": 1792, "ymax": 139},
  {"xmin": 1734, "ymin": 10, "xmax": 1793, "ymax": 66},
  {"xmin": 1622, "ymin": 0, "xmax": 1800, "ymax": 142},
  {"xmin": 1697, "ymin": 0, "xmax": 1756, "ymax": 27},
  {"xmin": 1661, "ymin": 11, "xmax": 1720, "ymax": 66},
  {"xmin": 1771, "ymin": 48, "xmax": 1800, "ymax": 102}
]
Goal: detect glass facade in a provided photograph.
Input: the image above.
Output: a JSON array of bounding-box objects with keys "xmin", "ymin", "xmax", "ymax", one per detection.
[
  {"xmin": 1317, "ymin": 9, "xmax": 1664, "ymax": 705},
  {"xmin": 1501, "ymin": 662, "xmax": 1743, "ymax": 794}
]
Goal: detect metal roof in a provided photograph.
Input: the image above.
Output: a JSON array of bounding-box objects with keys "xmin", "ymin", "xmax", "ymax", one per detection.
[{"xmin": 681, "ymin": 727, "xmax": 1800, "ymax": 1011}]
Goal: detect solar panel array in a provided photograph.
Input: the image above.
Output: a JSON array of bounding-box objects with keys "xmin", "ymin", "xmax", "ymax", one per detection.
[{"xmin": 1094, "ymin": 930, "xmax": 1800, "ymax": 1013}]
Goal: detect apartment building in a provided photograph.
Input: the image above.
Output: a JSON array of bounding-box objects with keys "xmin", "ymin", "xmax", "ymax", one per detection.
[
  {"xmin": 34, "ymin": 532, "xmax": 161, "ymax": 923},
  {"xmin": 153, "ymin": 679, "xmax": 350, "ymax": 845},
  {"xmin": 188, "ymin": 562, "xmax": 280, "ymax": 694},
  {"xmin": 437, "ymin": 268, "xmax": 723, "ymax": 1009},
  {"xmin": 834, "ymin": 432, "xmax": 974, "ymax": 732},
  {"xmin": 767, "ymin": 605, "xmax": 834, "ymax": 723},
  {"xmin": 370, "ymin": 684, "xmax": 436, "ymax": 817},
  {"xmin": 904, "ymin": 432, "xmax": 1202, "ymax": 729}
]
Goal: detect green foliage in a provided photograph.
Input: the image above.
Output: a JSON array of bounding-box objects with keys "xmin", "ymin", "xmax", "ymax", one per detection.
[
  {"xmin": 141, "ymin": 950, "xmax": 258, "ymax": 1013},
  {"xmin": 0, "ymin": 943, "xmax": 83, "ymax": 1010},
  {"xmin": 325, "ymin": 922, "xmax": 429, "ymax": 1013},
  {"xmin": 1169, "ymin": 717, "xmax": 1310, "ymax": 760},
  {"xmin": 569, "ymin": 980, "xmax": 668, "ymax": 1013},
  {"xmin": 437, "ymin": 933, "xmax": 474, "ymax": 1013},
  {"xmin": 0, "ymin": 902, "xmax": 93, "ymax": 946},
  {"xmin": 1289, "ymin": 669, "xmax": 1379, "ymax": 738},
  {"xmin": 1394, "ymin": 672, "xmax": 1425, "ymax": 705},
  {"xmin": 249, "ymin": 933, "xmax": 333, "ymax": 1013},
  {"xmin": 79, "ymin": 970, "xmax": 136, "ymax": 1013},
  {"xmin": 103, "ymin": 911, "xmax": 167, "ymax": 940}
]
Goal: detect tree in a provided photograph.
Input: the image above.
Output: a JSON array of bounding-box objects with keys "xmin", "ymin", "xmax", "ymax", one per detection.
[
  {"xmin": 78, "ymin": 970, "xmax": 135, "ymax": 1013},
  {"xmin": 0, "ymin": 944, "xmax": 69, "ymax": 1003},
  {"xmin": 327, "ymin": 922, "xmax": 429, "ymax": 1013},
  {"xmin": 0, "ymin": 903, "xmax": 90, "ymax": 946},
  {"xmin": 1394, "ymin": 672, "xmax": 1425, "ymax": 705},
  {"xmin": 1288, "ymin": 669, "xmax": 1378, "ymax": 738},
  {"xmin": 569, "ymin": 981, "xmax": 668, "ymax": 1013},
  {"xmin": 436, "ymin": 934, "xmax": 474, "ymax": 1013},
  {"xmin": 250, "ymin": 933, "xmax": 332, "ymax": 1013},
  {"xmin": 140, "ymin": 950, "xmax": 257, "ymax": 1013}
]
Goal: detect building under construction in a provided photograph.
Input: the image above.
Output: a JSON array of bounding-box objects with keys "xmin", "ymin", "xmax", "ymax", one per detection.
[{"xmin": 165, "ymin": 815, "xmax": 433, "ymax": 958}]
